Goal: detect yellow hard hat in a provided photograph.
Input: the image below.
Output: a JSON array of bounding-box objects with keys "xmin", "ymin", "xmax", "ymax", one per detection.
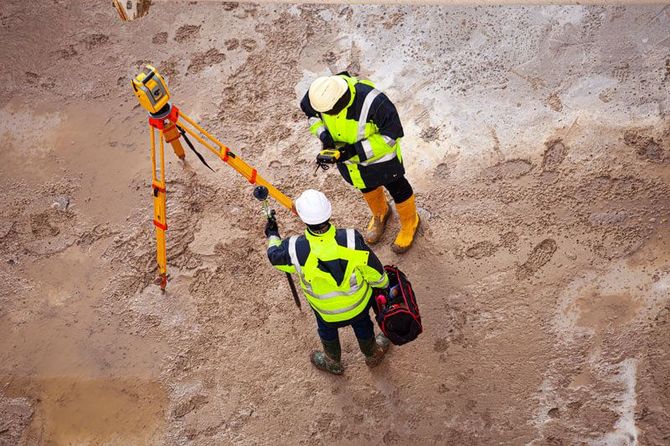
[{"xmin": 308, "ymin": 76, "xmax": 348, "ymax": 113}]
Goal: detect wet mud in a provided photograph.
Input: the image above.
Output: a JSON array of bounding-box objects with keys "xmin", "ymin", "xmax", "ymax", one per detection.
[{"xmin": 1, "ymin": 1, "xmax": 669, "ymax": 445}]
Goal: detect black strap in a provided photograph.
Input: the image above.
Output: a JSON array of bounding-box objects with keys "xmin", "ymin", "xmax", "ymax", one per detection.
[{"xmin": 176, "ymin": 125, "xmax": 215, "ymax": 172}]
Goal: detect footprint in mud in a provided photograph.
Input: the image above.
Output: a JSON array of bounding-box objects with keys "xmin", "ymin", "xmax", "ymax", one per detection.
[
  {"xmin": 346, "ymin": 41, "xmax": 362, "ymax": 75},
  {"xmin": 264, "ymin": 125, "xmax": 292, "ymax": 143},
  {"xmin": 321, "ymin": 50, "xmax": 337, "ymax": 66},
  {"xmin": 516, "ymin": 239, "xmax": 557, "ymax": 279},
  {"xmin": 623, "ymin": 130, "xmax": 668, "ymax": 164},
  {"xmin": 434, "ymin": 337, "xmax": 449, "ymax": 352},
  {"xmin": 152, "ymin": 31, "xmax": 168, "ymax": 45},
  {"xmin": 172, "ymin": 394, "xmax": 208, "ymax": 418},
  {"xmin": 420, "ymin": 126, "xmax": 440, "ymax": 142},
  {"xmin": 546, "ymin": 93, "xmax": 563, "ymax": 112},
  {"xmin": 239, "ymin": 6, "xmax": 258, "ymax": 19},
  {"xmin": 225, "ymin": 38, "xmax": 239, "ymax": 50},
  {"xmin": 158, "ymin": 58, "xmax": 180, "ymax": 81},
  {"xmin": 612, "ymin": 63, "xmax": 630, "ymax": 82},
  {"xmin": 221, "ymin": 2, "xmax": 239, "ymax": 11},
  {"xmin": 81, "ymin": 33, "xmax": 109, "ymax": 50},
  {"xmin": 55, "ymin": 45, "xmax": 78, "ymax": 59},
  {"xmin": 542, "ymin": 139, "xmax": 568, "ymax": 172},
  {"xmin": 433, "ymin": 162, "xmax": 450, "ymax": 180},
  {"xmin": 465, "ymin": 241, "xmax": 498, "ymax": 259},
  {"xmin": 187, "ymin": 49, "xmax": 226, "ymax": 74},
  {"xmin": 500, "ymin": 231, "xmax": 519, "ymax": 252},
  {"xmin": 25, "ymin": 72, "xmax": 54, "ymax": 90},
  {"xmin": 30, "ymin": 211, "xmax": 61, "ymax": 238},
  {"xmin": 25, "ymin": 72, "xmax": 40, "ymax": 85},
  {"xmin": 383, "ymin": 12, "xmax": 405, "ymax": 30},
  {"xmin": 339, "ymin": 6, "xmax": 354, "ymax": 20},
  {"xmin": 241, "ymin": 38, "xmax": 257, "ymax": 52},
  {"xmin": 174, "ymin": 24, "xmax": 201, "ymax": 42},
  {"xmin": 486, "ymin": 159, "xmax": 532, "ymax": 181}
]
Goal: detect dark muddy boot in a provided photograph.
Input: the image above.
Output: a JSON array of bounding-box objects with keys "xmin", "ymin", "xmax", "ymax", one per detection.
[
  {"xmin": 358, "ymin": 334, "xmax": 391, "ymax": 368},
  {"xmin": 310, "ymin": 339, "xmax": 344, "ymax": 375}
]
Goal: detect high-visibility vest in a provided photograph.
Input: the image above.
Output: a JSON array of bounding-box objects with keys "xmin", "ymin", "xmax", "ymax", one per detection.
[
  {"xmin": 308, "ymin": 75, "xmax": 403, "ymax": 189},
  {"xmin": 278, "ymin": 225, "xmax": 388, "ymax": 322}
]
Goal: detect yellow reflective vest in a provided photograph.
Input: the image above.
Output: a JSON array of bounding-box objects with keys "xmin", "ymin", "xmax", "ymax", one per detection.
[
  {"xmin": 267, "ymin": 225, "xmax": 389, "ymax": 322},
  {"xmin": 300, "ymin": 74, "xmax": 406, "ymax": 189}
]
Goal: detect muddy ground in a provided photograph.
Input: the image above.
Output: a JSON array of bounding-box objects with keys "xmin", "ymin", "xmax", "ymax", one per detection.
[{"xmin": 1, "ymin": 1, "xmax": 669, "ymax": 445}]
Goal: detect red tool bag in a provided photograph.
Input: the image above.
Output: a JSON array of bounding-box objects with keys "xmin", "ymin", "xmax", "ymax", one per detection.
[{"xmin": 374, "ymin": 265, "xmax": 423, "ymax": 345}]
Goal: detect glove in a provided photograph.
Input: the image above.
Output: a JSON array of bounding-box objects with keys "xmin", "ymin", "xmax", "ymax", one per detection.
[
  {"xmin": 338, "ymin": 143, "xmax": 357, "ymax": 161},
  {"xmin": 264, "ymin": 218, "xmax": 279, "ymax": 238},
  {"xmin": 319, "ymin": 130, "xmax": 335, "ymax": 149}
]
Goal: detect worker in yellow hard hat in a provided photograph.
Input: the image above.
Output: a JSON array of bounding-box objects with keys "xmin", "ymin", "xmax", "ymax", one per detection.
[
  {"xmin": 265, "ymin": 189, "xmax": 391, "ymax": 375},
  {"xmin": 300, "ymin": 72, "xmax": 420, "ymax": 254}
]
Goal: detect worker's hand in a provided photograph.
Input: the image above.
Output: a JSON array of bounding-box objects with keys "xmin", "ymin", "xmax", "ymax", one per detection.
[
  {"xmin": 319, "ymin": 131, "xmax": 335, "ymax": 149},
  {"xmin": 264, "ymin": 219, "xmax": 279, "ymax": 238},
  {"xmin": 338, "ymin": 144, "xmax": 357, "ymax": 161}
]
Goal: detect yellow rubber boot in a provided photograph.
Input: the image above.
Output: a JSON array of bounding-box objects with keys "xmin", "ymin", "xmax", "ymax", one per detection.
[
  {"xmin": 362, "ymin": 188, "xmax": 390, "ymax": 245},
  {"xmin": 392, "ymin": 194, "xmax": 420, "ymax": 254}
]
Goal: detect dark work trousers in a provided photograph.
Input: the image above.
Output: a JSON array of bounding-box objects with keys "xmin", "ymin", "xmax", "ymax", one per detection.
[
  {"xmin": 314, "ymin": 299, "xmax": 380, "ymax": 342},
  {"xmin": 361, "ymin": 175, "xmax": 413, "ymax": 204}
]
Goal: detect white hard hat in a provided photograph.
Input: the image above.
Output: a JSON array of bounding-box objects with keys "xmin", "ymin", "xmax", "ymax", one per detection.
[
  {"xmin": 294, "ymin": 189, "xmax": 332, "ymax": 225},
  {"xmin": 308, "ymin": 76, "xmax": 348, "ymax": 113}
]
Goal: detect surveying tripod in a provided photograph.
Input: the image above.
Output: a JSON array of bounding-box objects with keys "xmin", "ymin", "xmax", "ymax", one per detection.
[{"xmin": 132, "ymin": 65, "xmax": 294, "ymax": 291}]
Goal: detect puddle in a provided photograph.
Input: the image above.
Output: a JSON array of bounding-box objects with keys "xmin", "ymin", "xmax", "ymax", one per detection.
[
  {"xmin": 3, "ymin": 378, "xmax": 167, "ymax": 445},
  {"xmin": 0, "ymin": 242, "xmax": 171, "ymax": 443}
]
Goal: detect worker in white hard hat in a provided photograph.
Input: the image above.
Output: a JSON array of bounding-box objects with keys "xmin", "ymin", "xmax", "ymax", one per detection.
[
  {"xmin": 265, "ymin": 189, "xmax": 391, "ymax": 375},
  {"xmin": 300, "ymin": 71, "xmax": 420, "ymax": 254}
]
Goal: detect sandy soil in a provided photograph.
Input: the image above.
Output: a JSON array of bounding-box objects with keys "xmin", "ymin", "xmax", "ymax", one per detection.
[{"xmin": 1, "ymin": 1, "xmax": 669, "ymax": 445}]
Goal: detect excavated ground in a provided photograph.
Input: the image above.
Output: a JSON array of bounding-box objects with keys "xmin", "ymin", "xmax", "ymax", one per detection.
[{"xmin": 1, "ymin": 1, "xmax": 669, "ymax": 445}]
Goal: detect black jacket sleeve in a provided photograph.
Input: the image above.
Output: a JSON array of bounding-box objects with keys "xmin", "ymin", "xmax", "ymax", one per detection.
[{"xmin": 369, "ymin": 93, "xmax": 404, "ymax": 140}]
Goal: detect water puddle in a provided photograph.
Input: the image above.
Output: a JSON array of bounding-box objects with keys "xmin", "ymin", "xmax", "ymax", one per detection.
[
  {"xmin": 3, "ymin": 378, "xmax": 167, "ymax": 445},
  {"xmin": 0, "ymin": 241, "xmax": 171, "ymax": 443}
]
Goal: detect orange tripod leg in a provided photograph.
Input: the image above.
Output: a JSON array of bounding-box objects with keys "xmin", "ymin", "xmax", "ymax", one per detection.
[
  {"xmin": 162, "ymin": 122, "xmax": 185, "ymax": 159},
  {"xmin": 150, "ymin": 127, "xmax": 168, "ymax": 290},
  {"xmin": 177, "ymin": 113, "xmax": 295, "ymax": 213}
]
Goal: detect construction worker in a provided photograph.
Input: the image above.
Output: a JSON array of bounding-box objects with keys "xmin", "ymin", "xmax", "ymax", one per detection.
[
  {"xmin": 265, "ymin": 189, "xmax": 391, "ymax": 375},
  {"xmin": 300, "ymin": 72, "xmax": 420, "ymax": 253}
]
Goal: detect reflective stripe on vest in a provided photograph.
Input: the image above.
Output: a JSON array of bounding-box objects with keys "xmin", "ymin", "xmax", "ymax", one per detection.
[
  {"xmin": 381, "ymin": 135, "xmax": 396, "ymax": 147},
  {"xmin": 318, "ymin": 292, "xmax": 369, "ymax": 315},
  {"xmin": 288, "ymin": 228, "xmax": 372, "ymax": 321},
  {"xmin": 358, "ymin": 89, "xmax": 382, "ymax": 160},
  {"xmin": 346, "ymin": 228, "xmax": 355, "ymax": 249},
  {"xmin": 287, "ymin": 230, "xmax": 365, "ymax": 301},
  {"xmin": 344, "ymin": 150, "xmax": 397, "ymax": 167}
]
